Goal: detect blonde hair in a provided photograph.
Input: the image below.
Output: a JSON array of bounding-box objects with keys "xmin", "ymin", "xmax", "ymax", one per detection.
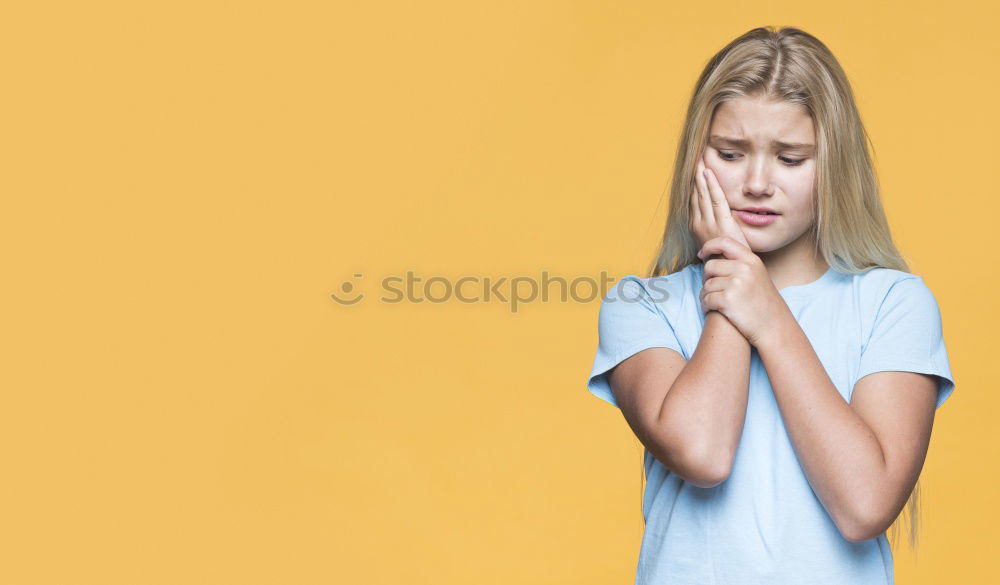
[{"xmin": 641, "ymin": 25, "xmax": 921, "ymax": 552}]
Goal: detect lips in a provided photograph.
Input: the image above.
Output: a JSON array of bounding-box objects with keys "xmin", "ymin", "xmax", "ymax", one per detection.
[
  {"xmin": 737, "ymin": 207, "xmax": 780, "ymax": 215},
  {"xmin": 734, "ymin": 209, "xmax": 780, "ymax": 227}
]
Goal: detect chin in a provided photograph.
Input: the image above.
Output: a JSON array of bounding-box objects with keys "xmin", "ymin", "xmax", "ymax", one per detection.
[{"xmin": 743, "ymin": 235, "xmax": 782, "ymax": 255}]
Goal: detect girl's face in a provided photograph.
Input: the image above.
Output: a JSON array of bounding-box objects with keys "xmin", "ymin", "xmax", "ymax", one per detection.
[{"xmin": 702, "ymin": 94, "xmax": 818, "ymax": 256}]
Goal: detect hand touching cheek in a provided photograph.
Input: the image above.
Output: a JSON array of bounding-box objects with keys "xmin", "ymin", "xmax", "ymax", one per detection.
[{"xmin": 689, "ymin": 155, "xmax": 750, "ymax": 254}]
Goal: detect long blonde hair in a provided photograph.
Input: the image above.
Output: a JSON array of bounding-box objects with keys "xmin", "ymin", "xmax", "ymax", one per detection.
[{"xmin": 641, "ymin": 25, "xmax": 921, "ymax": 552}]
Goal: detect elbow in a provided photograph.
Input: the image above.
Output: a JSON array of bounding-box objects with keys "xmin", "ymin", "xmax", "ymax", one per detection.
[
  {"xmin": 691, "ymin": 464, "xmax": 731, "ymax": 489},
  {"xmin": 654, "ymin": 425, "xmax": 734, "ymax": 488},
  {"xmin": 674, "ymin": 442, "xmax": 733, "ymax": 488},
  {"xmin": 836, "ymin": 500, "xmax": 893, "ymax": 543},
  {"xmin": 841, "ymin": 520, "xmax": 885, "ymax": 544}
]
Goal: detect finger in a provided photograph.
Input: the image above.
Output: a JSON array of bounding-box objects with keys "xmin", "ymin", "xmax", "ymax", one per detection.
[
  {"xmin": 702, "ymin": 258, "xmax": 738, "ymax": 281},
  {"xmin": 697, "ymin": 236, "xmax": 752, "ymax": 261},
  {"xmin": 704, "ymin": 168, "xmax": 751, "ymax": 242},
  {"xmin": 700, "ymin": 290, "xmax": 724, "ymax": 314},
  {"xmin": 699, "ymin": 276, "xmax": 730, "ymax": 312},
  {"xmin": 689, "ymin": 159, "xmax": 701, "ymax": 223},
  {"xmin": 704, "ymin": 167, "xmax": 733, "ymax": 223},
  {"xmin": 700, "ymin": 274, "xmax": 728, "ymax": 294},
  {"xmin": 689, "ymin": 186, "xmax": 700, "ymax": 223},
  {"xmin": 695, "ymin": 160, "xmax": 716, "ymax": 229}
]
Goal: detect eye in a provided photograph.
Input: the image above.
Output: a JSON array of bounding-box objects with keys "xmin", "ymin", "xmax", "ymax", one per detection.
[{"xmin": 715, "ymin": 149, "xmax": 806, "ymax": 167}]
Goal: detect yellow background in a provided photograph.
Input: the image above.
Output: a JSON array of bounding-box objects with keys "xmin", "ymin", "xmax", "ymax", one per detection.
[{"xmin": 2, "ymin": 1, "xmax": 996, "ymax": 583}]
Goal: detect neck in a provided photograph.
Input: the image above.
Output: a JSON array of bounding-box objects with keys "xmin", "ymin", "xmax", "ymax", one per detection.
[{"xmin": 756, "ymin": 232, "xmax": 828, "ymax": 290}]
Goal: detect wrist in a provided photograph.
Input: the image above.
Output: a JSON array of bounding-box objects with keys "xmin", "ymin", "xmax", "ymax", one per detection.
[
  {"xmin": 705, "ymin": 310, "xmax": 751, "ymax": 346},
  {"xmin": 751, "ymin": 303, "xmax": 798, "ymax": 352}
]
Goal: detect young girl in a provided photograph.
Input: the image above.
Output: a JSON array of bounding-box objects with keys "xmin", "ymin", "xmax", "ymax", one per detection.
[{"xmin": 586, "ymin": 26, "xmax": 955, "ymax": 585}]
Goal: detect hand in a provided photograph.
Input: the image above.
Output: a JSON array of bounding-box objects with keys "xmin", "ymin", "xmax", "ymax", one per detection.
[
  {"xmin": 696, "ymin": 236, "xmax": 789, "ymax": 347},
  {"xmin": 689, "ymin": 155, "xmax": 750, "ymax": 257}
]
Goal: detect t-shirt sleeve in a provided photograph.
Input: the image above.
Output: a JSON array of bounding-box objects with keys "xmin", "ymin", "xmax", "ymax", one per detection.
[
  {"xmin": 856, "ymin": 275, "xmax": 956, "ymax": 409},
  {"xmin": 586, "ymin": 275, "xmax": 684, "ymax": 409}
]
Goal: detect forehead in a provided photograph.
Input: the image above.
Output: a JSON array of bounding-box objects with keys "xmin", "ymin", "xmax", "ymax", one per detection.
[{"xmin": 710, "ymin": 95, "xmax": 815, "ymax": 142}]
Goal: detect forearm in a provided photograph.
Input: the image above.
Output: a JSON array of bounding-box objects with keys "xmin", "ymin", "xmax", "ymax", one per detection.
[
  {"xmin": 658, "ymin": 310, "xmax": 751, "ymax": 479},
  {"xmin": 755, "ymin": 308, "xmax": 887, "ymax": 540}
]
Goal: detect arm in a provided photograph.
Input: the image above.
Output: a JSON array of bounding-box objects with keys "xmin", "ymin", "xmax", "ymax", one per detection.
[
  {"xmin": 606, "ymin": 153, "xmax": 756, "ymax": 487},
  {"xmin": 755, "ymin": 310, "xmax": 938, "ymax": 542},
  {"xmin": 608, "ymin": 309, "xmax": 751, "ymax": 488}
]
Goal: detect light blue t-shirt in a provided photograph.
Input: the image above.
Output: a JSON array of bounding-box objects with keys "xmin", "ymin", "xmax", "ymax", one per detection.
[{"xmin": 586, "ymin": 262, "xmax": 955, "ymax": 585}]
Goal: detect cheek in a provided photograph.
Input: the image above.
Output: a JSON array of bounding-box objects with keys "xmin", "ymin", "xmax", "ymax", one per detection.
[
  {"xmin": 701, "ymin": 149, "xmax": 726, "ymax": 174},
  {"xmin": 705, "ymin": 161, "xmax": 736, "ymax": 194},
  {"xmin": 786, "ymin": 197, "xmax": 817, "ymax": 226},
  {"xmin": 781, "ymin": 175, "xmax": 816, "ymax": 212}
]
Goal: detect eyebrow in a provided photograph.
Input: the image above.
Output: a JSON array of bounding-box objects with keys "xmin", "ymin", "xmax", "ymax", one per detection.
[{"xmin": 709, "ymin": 135, "xmax": 815, "ymax": 151}]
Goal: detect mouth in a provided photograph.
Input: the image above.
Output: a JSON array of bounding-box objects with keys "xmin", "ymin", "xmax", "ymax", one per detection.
[
  {"xmin": 734, "ymin": 208, "xmax": 780, "ymax": 226},
  {"xmin": 736, "ymin": 207, "xmax": 780, "ymax": 215}
]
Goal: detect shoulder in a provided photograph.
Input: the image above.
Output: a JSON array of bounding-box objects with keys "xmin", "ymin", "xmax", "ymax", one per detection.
[
  {"xmin": 851, "ymin": 267, "xmax": 943, "ymax": 323},
  {"xmin": 850, "ymin": 266, "xmax": 917, "ymax": 287},
  {"xmin": 851, "ymin": 266, "xmax": 928, "ymax": 302},
  {"xmin": 602, "ymin": 264, "xmax": 700, "ymax": 318}
]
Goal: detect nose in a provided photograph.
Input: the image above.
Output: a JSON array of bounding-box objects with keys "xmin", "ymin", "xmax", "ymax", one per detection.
[{"xmin": 743, "ymin": 158, "xmax": 774, "ymax": 197}]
